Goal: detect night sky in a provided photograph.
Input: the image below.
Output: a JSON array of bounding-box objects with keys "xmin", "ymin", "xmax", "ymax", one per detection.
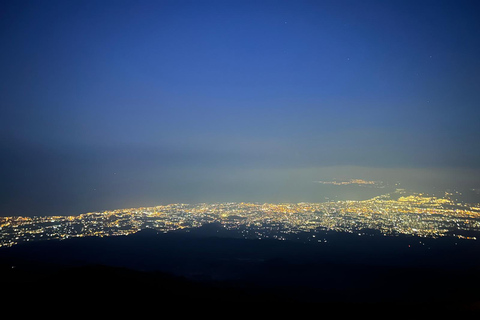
[{"xmin": 1, "ymin": 0, "xmax": 480, "ymax": 216}]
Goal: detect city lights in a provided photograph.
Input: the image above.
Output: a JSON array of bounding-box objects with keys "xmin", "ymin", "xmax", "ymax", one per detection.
[{"xmin": 1, "ymin": 189, "xmax": 479, "ymax": 248}]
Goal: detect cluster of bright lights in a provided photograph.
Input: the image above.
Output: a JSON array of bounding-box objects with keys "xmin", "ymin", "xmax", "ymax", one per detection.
[{"xmin": 1, "ymin": 190, "xmax": 479, "ymax": 248}]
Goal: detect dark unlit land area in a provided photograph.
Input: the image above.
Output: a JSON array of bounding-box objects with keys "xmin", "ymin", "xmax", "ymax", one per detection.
[{"xmin": 1, "ymin": 226, "xmax": 480, "ymax": 313}]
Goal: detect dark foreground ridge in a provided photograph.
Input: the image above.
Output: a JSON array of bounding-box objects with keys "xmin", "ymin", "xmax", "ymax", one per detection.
[{"xmin": 1, "ymin": 224, "xmax": 480, "ymax": 314}]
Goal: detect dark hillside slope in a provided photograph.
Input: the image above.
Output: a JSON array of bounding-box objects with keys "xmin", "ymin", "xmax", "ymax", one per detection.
[{"xmin": 1, "ymin": 226, "xmax": 480, "ymax": 313}]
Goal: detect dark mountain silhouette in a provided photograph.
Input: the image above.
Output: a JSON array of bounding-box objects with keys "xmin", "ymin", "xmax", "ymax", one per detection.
[{"xmin": 1, "ymin": 225, "xmax": 480, "ymax": 314}]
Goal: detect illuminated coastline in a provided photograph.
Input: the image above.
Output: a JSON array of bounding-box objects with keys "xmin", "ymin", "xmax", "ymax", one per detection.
[
  {"xmin": 1, "ymin": 190, "xmax": 479, "ymax": 248},
  {"xmin": 314, "ymin": 179, "xmax": 384, "ymax": 187}
]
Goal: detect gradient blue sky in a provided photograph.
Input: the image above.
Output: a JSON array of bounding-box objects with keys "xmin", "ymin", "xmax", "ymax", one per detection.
[{"xmin": 1, "ymin": 0, "xmax": 480, "ymax": 215}]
